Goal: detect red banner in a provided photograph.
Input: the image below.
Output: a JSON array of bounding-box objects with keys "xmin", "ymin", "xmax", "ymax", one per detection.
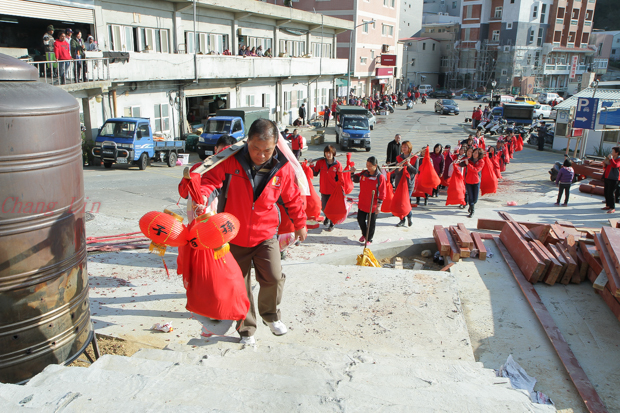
[{"xmin": 376, "ymin": 67, "xmax": 394, "ymax": 77}]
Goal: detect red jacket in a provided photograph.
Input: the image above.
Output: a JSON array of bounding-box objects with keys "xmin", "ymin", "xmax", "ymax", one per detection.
[
  {"xmin": 312, "ymin": 159, "xmax": 342, "ymax": 195},
  {"xmin": 464, "ymin": 158, "xmax": 485, "ymax": 184},
  {"xmin": 354, "ymin": 170, "xmax": 386, "ymax": 213},
  {"xmin": 472, "ymin": 110, "xmax": 482, "ymax": 121},
  {"xmin": 200, "ymin": 147, "xmax": 306, "ymax": 248},
  {"xmin": 54, "ymin": 40, "xmax": 71, "ymax": 61},
  {"xmin": 604, "ymin": 156, "xmax": 620, "ymax": 180},
  {"xmin": 292, "ymin": 135, "xmax": 304, "ymax": 150}
]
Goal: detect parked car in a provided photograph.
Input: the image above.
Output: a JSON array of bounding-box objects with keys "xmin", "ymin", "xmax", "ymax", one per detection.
[
  {"xmin": 480, "ymin": 94, "xmax": 492, "ymax": 103},
  {"xmin": 515, "ymin": 96, "xmax": 537, "ymax": 105},
  {"xmin": 533, "ymin": 104, "xmax": 552, "ymax": 119},
  {"xmin": 418, "ymin": 84, "xmax": 433, "ymax": 95},
  {"xmin": 431, "ymin": 89, "xmax": 455, "ymax": 98},
  {"xmin": 434, "ymin": 99, "xmax": 460, "ymax": 115},
  {"xmin": 365, "ymin": 110, "xmax": 376, "ymax": 130}
]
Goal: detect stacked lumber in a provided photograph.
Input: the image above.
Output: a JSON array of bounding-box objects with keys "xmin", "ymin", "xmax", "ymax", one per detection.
[
  {"xmin": 574, "ymin": 160, "xmax": 606, "ymax": 196},
  {"xmin": 433, "ymin": 224, "xmax": 487, "ymax": 263},
  {"xmin": 479, "ymin": 212, "xmax": 620, "ymax": 321}
]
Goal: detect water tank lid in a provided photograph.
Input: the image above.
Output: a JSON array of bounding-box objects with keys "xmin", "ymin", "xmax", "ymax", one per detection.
[{"xmin": 0, "ymin": 53, "xmax": 38, "ymax": 81}]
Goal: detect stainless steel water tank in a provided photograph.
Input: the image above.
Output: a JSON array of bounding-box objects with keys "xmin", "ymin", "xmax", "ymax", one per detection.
[{"xmin": 0, "ymin": 54, "xmax": 92, "ymax": 384}]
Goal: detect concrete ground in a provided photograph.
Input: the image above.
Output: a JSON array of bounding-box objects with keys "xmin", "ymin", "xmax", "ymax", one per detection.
[{"xmin": 82, "ymin": 99, "xmax": 620, "ymax": 412}]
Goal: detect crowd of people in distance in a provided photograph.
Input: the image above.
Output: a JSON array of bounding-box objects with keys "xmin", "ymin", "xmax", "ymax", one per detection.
[{"xmin": 41, "ymin": 24, "xmax": 99, "ymax": 84}]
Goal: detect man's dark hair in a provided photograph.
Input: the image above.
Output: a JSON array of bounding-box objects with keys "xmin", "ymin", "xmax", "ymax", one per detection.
[
  {"xmin": 248, "ymin": 118, "xmax": 279, "ymax": 144},
  {"xmin": 563, "ymin": 159, "xmax": 572, "ymax": 167},
  {"xmin": 215, "ymin": 134, "xmax": 237, "ymax": 148},
  {"xmin": 613, "ymin": 146, "xmax": 620, "ymax": 155}
]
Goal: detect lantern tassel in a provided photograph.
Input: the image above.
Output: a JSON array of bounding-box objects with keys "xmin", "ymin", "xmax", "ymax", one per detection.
[
  {"xmin": 162, "ymin": 257, "xmax": 170, "ymax": 279},
  {"xmin": 213, "ymin": 243, "xmax": 230, "ymax": 260},
  {"xmin": 149, "ymin": 242, "xmax": 167, "ymax": 257}
]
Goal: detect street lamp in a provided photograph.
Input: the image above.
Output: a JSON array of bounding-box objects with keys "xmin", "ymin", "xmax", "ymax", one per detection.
[
  {"xmin": 348, "ymin": 19, "xmax": 376, "ymax": 101},
  {"xmin": 491, "ymin": 79, "xmax": 497, "ymax": 106}
]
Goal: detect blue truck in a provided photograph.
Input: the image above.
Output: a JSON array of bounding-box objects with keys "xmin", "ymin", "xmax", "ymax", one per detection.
[
  {"xmin": 335, "ymin": 114, "xmax": 371, "ymax": 152},
  {"xmin": 490, "ymin": 104, "xmax": 535, "ymax": 125},
  {"xmin": 92, "ymin": 117, "xmax": 185, "ymax": 170},
  {"xmin": 197, "ymin": 107, "xmax": 269, "ymax": 160}
]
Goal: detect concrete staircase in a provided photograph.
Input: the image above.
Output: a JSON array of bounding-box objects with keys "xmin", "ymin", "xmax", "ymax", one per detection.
[{"xmin": 0, "ymin": 267, "xmax": 556, "ymax": 412}]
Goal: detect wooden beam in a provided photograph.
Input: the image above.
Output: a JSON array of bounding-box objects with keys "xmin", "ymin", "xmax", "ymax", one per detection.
[
  {"xmin": 595, "ymin": 285, "xmax": 620, "ymax": 322},
  {"xmin": 444, "ymin": 228, "xmax": 460, "ymax": 262},
  {"xmin": 600, "ymin": 227, "xmax": 620, "ymax": 284},
  {"xmin": 556, "ymin": 243, "xmax": 577, "ymax": 285},
  {"xmin": 594, "ymin": 233, "xmax": 620, "ymax": 298},
  {"xmin": 547, "ymin": 244, "xmax": 567, "ymax": 286},
  {"xmin": 494, "ymin": 237, "xmax": 609, "ymax": 413},
  {"xmin": 433, "ymin": 225, "xmax": 451, "ymax": 256},
  {"xmin": 499, "ymin": 222, "xmax": 545, "ymax": 283},
  {"xmin": 471, "ymin": 232, "xmax": 487, "ymax": 260},
  {"xmin": 593, "ymin": 270, "xmax": 609, "ymax": 291}
]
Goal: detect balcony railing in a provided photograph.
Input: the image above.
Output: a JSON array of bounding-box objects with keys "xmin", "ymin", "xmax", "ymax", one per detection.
[{"xmin": 27, "ymin": 58, "xmax": 110, "ymax": 87}]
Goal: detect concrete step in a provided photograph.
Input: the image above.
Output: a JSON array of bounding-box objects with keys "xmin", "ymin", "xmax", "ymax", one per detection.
[{"xmin": 0, "ymin": 353, "xmax": 555, "ymax": 412}]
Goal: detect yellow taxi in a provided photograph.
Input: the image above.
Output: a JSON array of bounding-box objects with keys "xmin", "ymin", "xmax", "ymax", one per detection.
[{"xmin": 514, "ymin": 96, "xmax": 537, "ymax": 105}]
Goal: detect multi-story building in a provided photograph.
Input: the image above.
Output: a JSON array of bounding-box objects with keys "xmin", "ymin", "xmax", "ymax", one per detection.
[
  {"xmin": 399, "ymin": 36, "xmax": 442, "ymax": 88},
  {"xmin": 293, "ymin": 0, "xmax": 400, "ymax": 97},
  {"xmin": 589, "ymin": 31, "xmax": 612, "ymax": 77},
  {"xmin": 400, "ymin": 0, "xmax": 424, "ymax": 38},
  {"xmin": 2, "ymin": 0, "xmax": 352, "ymax": 138},
  {"xmin": 590, "ymin": 31, "xmax": 620, "ymax": 61},
  {"xmin": 416, "ymin": 21, "xmax": 460, "ymax": 87},
  {"xmin": 423, "ymin": 0, "xmax": 462, "ymax": 17}
]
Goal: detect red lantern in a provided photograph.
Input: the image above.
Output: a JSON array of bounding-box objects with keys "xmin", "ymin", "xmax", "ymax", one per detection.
[
  {"xmin": 188, "ymin": 212, "xmax": 240, "ymax": 259},
  {"xmin": 139, "ymin": 209, "xmax": 188, "ymax": 256}
]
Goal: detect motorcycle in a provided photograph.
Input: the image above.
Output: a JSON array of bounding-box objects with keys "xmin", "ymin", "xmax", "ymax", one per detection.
[
  {"xmin": 397, "ymin": 97, "xmax": 404, "ymax": 106},
  {"xmin": 406, "ymin": 99, "xmax": 414, "ymax": 110},
  {"xmin": 549, "ymin": 157, "xmax": 581, "ymax": 182},
  {"xmin": 527, "ymin": 120, "xmax": 555, "ymax": 147},
  {"xmin": 421, "ymin": 95, "xmax": 427, "ymax": 104},
  {"xmin": 382, "ymin": 102, "xmax": 395, "ymax": 113}
]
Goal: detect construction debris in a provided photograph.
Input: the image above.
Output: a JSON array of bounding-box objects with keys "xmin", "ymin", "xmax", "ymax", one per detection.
[{"xmin": 432, "ymin": 223, "xmax": 488, "ymax": 263}]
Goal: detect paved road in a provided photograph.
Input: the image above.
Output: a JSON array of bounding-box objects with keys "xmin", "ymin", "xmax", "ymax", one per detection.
[{"xmin": 82, "ymin": 98, "xmax": 579, "ymax": 237}]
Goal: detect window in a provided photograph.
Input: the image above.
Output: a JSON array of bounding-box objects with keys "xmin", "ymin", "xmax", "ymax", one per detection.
[
  {"xmin": 537, "ymin": 28, "xmax": 544, "ymax": 46},
  {"xmin": 492, "ymin": 30, "xmax": 500, "ymax": 41},
  {"xmin": 411, "ymin": 58, "xmax": 415, "ymax": 66},
  {"xmin": 362, "ymin": 19, "xmax": 375, "ymax": 33},
  {"xmin": 466, "ymin": 5, "xmax": 472, "ymax": 18},
  {"xmin": 586, "ymin": 10, "xmax": 593, "ymax": 20},
  {"xmin": 109, "ymin": 25, "xmax": 122, "ymax": 51},
  {"xmin": 502, "ymin": 69, "xmax": 508, "ymax": 75},
  {"xmin": 558, "ymin": 8, "xmax": 565, "ymax": 18},
  {"xmin": 232, "ymin": 120, "xmax": 243, "ymax": 133},
  {"xmin": 533, "ymin": 5, "xmax": 538, "ymax": 18},
  {"xmin": 432, "ymin": 43, "xmax": 436, "ymax": 51},
  {"xmin": 297, "ymin": 90, "xmax": 304, "ymax": 108},
  {"xmin": 554, "ymin": 31, "xmax": 562, "ymax": 42},
  {"xmin": 124, "ymin": 106, "xmax": 140, "ymax": 117},
  {"xmin": 529, "ymin": 29, "xmax": 535, "ymax": 43},
  {"xmin": 464, "ymin": 28, "xmax": 471, "ymax": 41},
  {"xmin": 603, "ymin": 130, "xmax": 620, "ymax": 143},
  {"xmin": 370, "ymin": 50, "xmax": 375, "ymax": 60},
  {"xmin": 541, "ymin": 4, "xmax": 547, "ymax": 23},
  {"xmin": 452, "ymin": 1, "xmax": 457, "ymax": 9},
  {"xmin": 279, "ymin": 40, "xmax": 305, "ymax": 57},
  {"xmin": 284, "ymin": 91, "xmax": 291, "ymax": 111},
  {"xmin": 383, "ymin": 0, "xmax": 395, "ymax": 6},
  {"xmin": 312, "ymin": 42, "xmax": 332, "ymax": 57},
  {"xmin": 572, "ymin": 9, "xmax": 579, "ymax": 19},
  {"xmin": 568, "ymin": 32, "xmax": 575, "ymax": 42},
  {"xmin": 527, "ymin": 54, "xmax": 531, "ymax": 65},
  {"xmin": 244, "ymin": 36, "xmax": 271, "ymax": 53},
  {"xmin": 535, "ymin": 51, "xmax": 540, "ymax": 67},
  {"xmin": 153, "ymin": 104, "xmax": 170, "ymax": 133},
  {"xmin": 494, "ymin": 7, "xmax": 502, "ymax": 18},
  {"xmin": 262, "ymin": 94, "xmax": 270, "ymax": 108},
  {"xmin": 507, "ymin": 22, "xmax": 513, "ymax": 29},
  {"xmin": 583, "ymin": 33, "xmax": 589, "ymax": 44},
  {"xmin": 382, "ymin": 24, "xmax": 394, "ymax": 36},
  {"xmin": 422, "ymin": 43, "xmax": 426, "ymax": 50},
  {"xmin": 245, "ymin": 95, "xmax": 255, "ymax": 107},
  {"xmin": 360, "ymin": 56, "xmax": 368, "ymax": 64}
]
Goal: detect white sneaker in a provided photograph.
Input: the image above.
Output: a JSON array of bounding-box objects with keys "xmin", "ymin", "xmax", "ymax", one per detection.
[
  {"xmin": 239, "ymin": 336, "xmax": 256, "ymax": 346},
  {"xmin": 266, "ymin": 320, "xmax": 288, "ymax": 336}
]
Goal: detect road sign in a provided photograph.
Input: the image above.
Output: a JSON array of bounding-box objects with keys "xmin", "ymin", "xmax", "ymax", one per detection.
[
  {"xmin": 557, "ymin": 110, "xmax": 570, "ymax": 124},
  {"xmin": 573, "ymin": 97, "xmax": 598, "ymax": 130}
]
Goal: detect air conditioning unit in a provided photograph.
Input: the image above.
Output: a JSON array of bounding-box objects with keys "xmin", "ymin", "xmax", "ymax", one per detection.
[
  {"xmin": 382, "ymin": 44, "xmax": 391, "ymax": 53},
  {"xmin": 504, "ymin": 46, "xmax": 511, "ymax": 52}
]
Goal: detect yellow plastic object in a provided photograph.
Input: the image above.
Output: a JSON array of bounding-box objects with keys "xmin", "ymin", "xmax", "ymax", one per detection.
[{"xmin": 356, "ymin": 248, "xmax": 380, "ymax": 267}]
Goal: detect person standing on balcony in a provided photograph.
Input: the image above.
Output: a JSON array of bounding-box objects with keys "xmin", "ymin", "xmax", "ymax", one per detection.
[
  {"xmin": 264, "ymin": 48, "xmax": 272, "ymax": 57},
  {"xmin": 298, "ymin": 103, "xmax": 306, "ymax": 125},
  {"xmin": 70, "ymin": 30, "xmax": 86, "ymax": 82},
  {"xmin": 85, "ymin": 35, "xmax": 98, "ymax": 51},
  {"xmin": 42, "ymin": 25, "xmax": 55, "ymax": 55},
  {"xmin": 54, "ymin": 32, "xmax": 71, "ymax": 85},
  {"xmin": 238, "ymin": 45, "xmax": 246, "ymax": 56},
  {"xmin": 256, "ymin": 45, "xmax": 263, "ymax": 57}
]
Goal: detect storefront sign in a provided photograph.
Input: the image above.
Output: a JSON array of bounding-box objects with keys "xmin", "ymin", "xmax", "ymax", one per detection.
[
  {"xmin": 380, "ymin": 54, "xmax": 397, "ymax": 66},
  {"xmin": 376, "ymin": 68, "xmax": 394, "ymax": 78},
  {"xmin": 569, "ymin": 56, "xmax": 579, "ymax": 79}
]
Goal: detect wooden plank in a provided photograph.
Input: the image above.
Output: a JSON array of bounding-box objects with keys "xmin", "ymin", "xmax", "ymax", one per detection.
[
  {"xmin": 450, "ymin": 226, "xmax": 474, "ymax": 249},
  {"xmin": 530, "ymin": 225, "xmax": 552, "ymax": 243},
  {"xmin": 608, "ymin": 218, "xmax": 619, "ymax": 228},
  {"xmin": 555, "ymin": 220, "xmax": 576, "ymax": 228},
  {"xmin": 471, "ymin": 232, "xmax": 487, "ymax": 260},
  {"xmin": 580, "ymin": 241, "xmax": 603, "ymax": 278},
  {"xmin": 546, "ymin": 244, "xmax": 567, "ymax": 285},
  {"xmin": 594, "ymin": 233, "xmax": 620, "ymax": 298},
  {"xmin": 456, "ymin": 223, "xmax": 475, "ymax": 249},
  {"xmin": 556, "ymin": 243, "xmax": 578, "ymax": 285},
  {"xmin": 529, "ymin": 243, "xmax": 550, "ymax": 284},
  {"xmin": 575, "ymin": 248, "xmax": 590, "ymax": 284},
  {"xmin": 499, "ymin": 222, "xmax": 546, "ymax": 283},
  {"xmin": 551, "ymin": 224, "xmax": 568, "ymax": 240},
  {"xmin": 433, "ymin": 225, "xmax": 451, "ymax": 256},
  {"xmin": 593, "ymin": 270, "xmax": 609, "ymax": 291},
  {"xmin": 478, "ymin": 232, "xmax": 495, "ymax": 240},
  {"xmin": 533, "ymin": 240, "xmax": 561, "ymax": 285},
  {"xmin": 494, "ymin": 237, "xmax": 609, "ymax": 413},
  {"xmin": 477, "ymin": 218, "xmax": 541, "ymax": 232},
  {"xmin": 587, "ymin": 267, "xmax": 599, "ymax": 284},
  {"xmin": 444, "ymin": 228, "xmax": 460, "ymax": 262},
  {"xmin": 459, "ymin": 247, "xmax": 471, "ymax": 258},
  {"xmin": 440, "ymin": 262, "xmax": 455, "ymax": 272},
  {"xmin": 600, "ymin": 227, "xmax": 620, "ymax": 283}
]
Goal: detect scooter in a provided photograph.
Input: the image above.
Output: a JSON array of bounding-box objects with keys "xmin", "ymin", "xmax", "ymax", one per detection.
[
  {"xmin": 382, "ymin": 102, "xmax": 395, "ymax": 113},
  {"xmin": 421, "ymin": 95, "xmax": 427, "ymax": 104},
  {"xmin": 406, "ymin": 100, "xmax": 414, "ymax": 110},
  {"xmin": 397, "ymin": 97, "xmax": 404, "ymax": 106}
]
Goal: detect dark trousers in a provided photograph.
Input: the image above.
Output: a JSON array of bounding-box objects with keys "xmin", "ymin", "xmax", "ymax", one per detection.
[
  {"xmin": 472, "ymin": 119, "xmax": 478, "ymax": 129},
  {"xmin": 615, "ymin": 180, "xmax": 620, "ymax": 202},
  {"xmin": 604, "ymin": 178, "xmax": 617, "ymax": 209},
  {"xmin": 323, "ymin": 118, "xmax": 329, "ymax": 127},
  {"xmin": 357, "ymin": 210, "xmax": 377, "ymax": 242},
  {"xmin": 538, "ymin": 134, "xmax": 546, "ymax": 150},
  {"xmin": 557, "ymin": 183, "xmax": 571, "ymax": 204},
  {"xmin": 465, "ymin": 183, "xmax": 480, "ymax": 206},
  {"xmin": 293, "ymin": 149, "xmax": 301, "ymax": 159},
  {"xmin": 230, "ymin": 238, "xmax": 285, "ymax": 337},
  {"xmin": 321, "ymin": 194, "xmax": 331, "ymax": 225}
]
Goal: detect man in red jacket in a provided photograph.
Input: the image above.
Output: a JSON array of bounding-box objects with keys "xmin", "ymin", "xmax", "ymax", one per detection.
[
  {"xmin": 200, "ymin": 119, "xmax": 307, "ymax": 346},
  {"xmin": 603, "ymin": 147, "xmax": 620, "ymax": 213},
  {"xmin": 287, "ymin": 129, "xmax": 304, "ymax": 159},
  {"xmin": 54, "ymin": 31, "xmax": 72, "ymax": 85}
]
